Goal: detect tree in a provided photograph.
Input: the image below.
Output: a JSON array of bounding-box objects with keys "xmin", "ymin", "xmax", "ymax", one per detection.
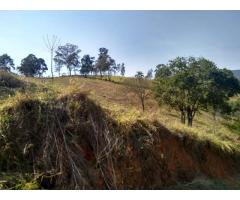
[
  {"xmin": 154, "ymin": 56, "xmax": 240, "ymax": 127},
  {"xmin": 54, "ymin": 58, "xmax": 64, "ymax": 77},
  {"xmin": 108, "ymin": 58, "xmax": 116, "ymax": 80},
  {"xmin": 54, "ymin": 43, "xmax": 81, "ymax": 76},
  {"xmin": 0, "ymin": 54, "xmax": 14, "ymax": 72},
  {"xmin": 229, "ymin": 97, "xmax": 240, "ymax": 119},
  {"xmin": 207, "ymin": 68, "xmax": 240, "ymax": 119},
  {"xmin": 17, "ymin": 54, "xmax": 47, "ymax": 77},
  {"xmin": 95, "ymin": 48, "xmax": 115, "ymax": 79},
  {"xmin": 120, "ymin": 64, "xmax": 125, "ymax": 77},
  {"xmin": 135, "ymin": 71, "xmax": 144, "ymax": 78},
  {"xmin": 146, "ymin": 69, "xmax": 153, "ymax": 79},
  {"xmin": 124, "ymin": 71, "xmax": 150, "ymax": 112},
  {"xmin": 36, "ymin": 58, "xmax": 48, "ymax": 77},
  {"xmin": 95, "ymin": 48, "xmax": 108, "ymax": 77},
  {"xmin": 112, "ymin": 63, "xmax": 121, "ymax": 76},
  {"xmin": 154, "ymin": 64, "xmax": 171, "ymax": 78},
  {"xmin": 80, "ymin": 55, "xmax": 95, "ymax": 77},
  {"xmin": 43, "ymin": 35, "xmax": 60, "ymax": 80}
]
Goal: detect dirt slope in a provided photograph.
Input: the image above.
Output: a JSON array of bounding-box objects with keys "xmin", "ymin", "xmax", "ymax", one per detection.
[{"xmin": 1, "ymin": 92, "xmax": 240, "ymax": 189}]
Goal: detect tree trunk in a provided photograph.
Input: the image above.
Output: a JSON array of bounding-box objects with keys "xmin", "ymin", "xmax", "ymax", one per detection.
[
  {"xmin": 50, "ymin": 50, "xmax": 54, "ymax": 80},
  {"xmin": 74, "ymin": 67, "xmax": 76, "ymax": 75},
  {"xmin": 141, "ymin": 99, "xmax": 145, "ymax": 112},
  {"xmin": 187, "ymin": 112, "xmax": 193, "ymax": 127},
  {"xmin": 107, "ymin": 70, "xmax": 111, "ymax": 81},
  {"xmin": 180, "ymin": 111, "xmax": 185, "ymax": 124}
]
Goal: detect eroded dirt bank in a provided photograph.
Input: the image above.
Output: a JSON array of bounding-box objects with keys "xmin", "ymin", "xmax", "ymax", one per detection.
[{"xmin": 0, "ymin": 93, "xmax": 239, "ymax": 189}]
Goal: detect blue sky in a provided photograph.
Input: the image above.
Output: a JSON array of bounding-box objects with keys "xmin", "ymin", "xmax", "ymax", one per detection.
[{"xmin": 0, "ymin": 11, "xmax": 240, "ymax": 76}]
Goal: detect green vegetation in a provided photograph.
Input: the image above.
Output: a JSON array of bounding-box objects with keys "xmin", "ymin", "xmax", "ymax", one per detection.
[
  {"xmin": 0, "ymin": 72, "xmax": 240, "ymax": 189},
  {"xmin": 154, "ymin": 57, "xmax": 240, "ymax": 127},
  {"xmin": 0, "ymin": 173, "xmax": 41, "ymax": 190},
  {"xmin": 17, "ymin": 54, "xmax": 48, "ymax": 77},
  {"xmin": 0, "ymin": 71, "xmax": 24, "ymax": 88},
  {"xmin": 0, "ymin": 71, "xmax": 25, "ymax": 100},
  {"xmin": 80, "ymin": 54, "xmax": 95, "ymax": 76},
  {"xmin": 0, "ymin": 54, "xmax": 15, "ymax": 72},
  {"xmin": 0, "ymin": 53, "xmax": 240, "ymax": 189},
  {"xmin": 54, "ymin": 43, "xmax": 81, "ymax": 76}
]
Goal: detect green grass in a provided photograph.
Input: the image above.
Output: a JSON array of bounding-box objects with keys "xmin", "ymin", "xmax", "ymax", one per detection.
[{"xmin": 0, "ymin": 173, "xmax": 40, "ymax": 189}]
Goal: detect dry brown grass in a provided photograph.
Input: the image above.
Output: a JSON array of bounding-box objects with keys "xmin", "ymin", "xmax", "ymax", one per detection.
[
  {"xmin": 2, "ymin": 75, "xmax": 240, "ymax": 154},
  {"xmin": 1, "ymin": 75, "xmax": 240, "ymax": 189}
]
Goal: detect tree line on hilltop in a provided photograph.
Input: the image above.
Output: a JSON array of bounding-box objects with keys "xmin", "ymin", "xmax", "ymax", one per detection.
[
  {"xmin": 0, "ymin": 43, "xmax": 125, "ymax": 79},
  {"xmin": 0, "ymin": 41, "xmax": 239, "ymax": 128}
]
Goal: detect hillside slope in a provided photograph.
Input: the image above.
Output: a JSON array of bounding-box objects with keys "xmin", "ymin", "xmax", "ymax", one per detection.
[{"xmin": 0, "ymin": 75, "xmax": 240, "ymax": 189}]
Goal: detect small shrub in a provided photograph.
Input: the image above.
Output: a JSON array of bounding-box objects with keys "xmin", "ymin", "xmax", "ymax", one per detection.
[{"xmin": 0, "ymin": 71, "xmax": 24, "ymax": 88}]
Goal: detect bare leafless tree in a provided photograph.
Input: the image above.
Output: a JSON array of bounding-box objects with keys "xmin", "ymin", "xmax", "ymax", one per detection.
[
  {"xmin": 123, "ymin": 72, "xmax": 151, "ymax": 112},
  {"xmin": 43, "ymin": 35, "xmax": 60, "ymax": 80}
]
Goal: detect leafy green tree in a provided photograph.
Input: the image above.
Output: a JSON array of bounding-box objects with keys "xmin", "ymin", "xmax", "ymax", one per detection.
[
  {"xmin": 95, "ymin": 48, "xmax": 115, "ymax": 79},
  {"xmin": 154, "ymin": 57, "xmax": 240, "ymax": 127},
  {"xmin": 154, "ymin": 64, "xmax": 171, "ymax": 78},
  {"xmin": 54, "ymin": 43, "xmax": 81, "ymax": 76},
  {"xmin": 154, "ymin": 63, "xmax": 187, "ymax": 123},
  {"xmin": 17, "ymin": 54, "xmax": 47, "ymax": 77},
  {"xmin": 135, "ymin": 71, "xmax": 144, "ymax": 78},
  {"xmin": 155, "ymin": 57, "xmax": 240, "ymax": 126},
  {"xmin": 112, "ymin": 63, "xmax": 121, "ymax": 75},
  {"xmin": 207, "ymin": 68, "xmax": 240, "ymax": 119},
  {"xmin": 0, "ymin": 54, "xmax": 15, "ymax": 72},
  {"xmin": 80, "ymin": 55, "xmax": 95, "ymax": 77},
  {"xmin": 108, "ymin": 58, "xmax": 116, "ymax": 80},
  {"xmin": 95, "ymin": 48, "xmax": 109, "ymax": 77},
  {"xmin": 146, "ymin": 69, "xmax": 153, "ymax": 79},
  {"xmin": 54, "ymin": 58, "xmax": 64, "ymax": 77},
  {"xmin": 120, "ymin": 63, "xmax": 125, "ymax": 77}
]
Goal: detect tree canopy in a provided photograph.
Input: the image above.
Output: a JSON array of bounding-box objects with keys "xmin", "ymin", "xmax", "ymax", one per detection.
[
  {"xmin": 54, "ymin": 43, "xmax": 81, "ymax": 76},
  {"xmin": 120, "ymin": 63, "xmax": 125, "ymax": 77},
  {"xmin": 80, "ymin": 54, "xmax": 95, "ymax": 76},
  {"xmin": 154, "ymin": 57, "xmax": 240, "ymax": 126},
  {"xmin": 17, "ymin": 54, "xmax": 47, "ymax": 77},
  {"xmin": 95, "ymin": 48, "xmax": 116, "ymax": 79},
  {"xmin": 0, "ymin": 54, "xmax": 15, "ymax": 72}
]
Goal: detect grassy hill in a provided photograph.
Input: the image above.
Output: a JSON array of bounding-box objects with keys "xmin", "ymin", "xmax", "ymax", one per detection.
[
  {"xmin": 232, "ymin": 70, "xmax": 240, "ymax": 79},
  {"xmin": 0, "ymin": 73, "xmax": 240, "ymax": 189}
]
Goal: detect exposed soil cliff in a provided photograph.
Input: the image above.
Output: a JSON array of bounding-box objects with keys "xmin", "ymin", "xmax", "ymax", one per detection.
[{"xmin": 0, "ymin": 92, "xmax": 239, "ymax": 189}]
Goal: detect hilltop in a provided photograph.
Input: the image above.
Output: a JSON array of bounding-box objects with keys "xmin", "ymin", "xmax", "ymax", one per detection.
[{"xmin": 0, "ymin": 73, "xmax": 240, "ymax": 189}]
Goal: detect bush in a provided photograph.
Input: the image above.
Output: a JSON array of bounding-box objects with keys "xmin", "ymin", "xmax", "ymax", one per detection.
[{"xmin": 0, "ymin": 70, "xmax": 24, "ymax": 88}]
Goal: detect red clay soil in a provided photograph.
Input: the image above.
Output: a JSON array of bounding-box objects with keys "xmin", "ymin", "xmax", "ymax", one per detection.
[{"xmin": 115, "ymin": 122, "xmax": 239, "ymax": 189}]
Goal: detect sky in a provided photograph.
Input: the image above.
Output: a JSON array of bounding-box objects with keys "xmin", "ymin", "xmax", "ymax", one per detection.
[{"xmin": 0, "ymin": 11, "xmax": 240, "ymax": 76}]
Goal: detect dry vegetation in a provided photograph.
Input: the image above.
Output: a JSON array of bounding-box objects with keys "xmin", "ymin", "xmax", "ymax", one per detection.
[
  {"xmin": 24, "ymin": 75, "xmax": 240, "ymax": 153},
  {"xmin": 0, "ymin": 74, "xmax": 240, "ymax": 189}
]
